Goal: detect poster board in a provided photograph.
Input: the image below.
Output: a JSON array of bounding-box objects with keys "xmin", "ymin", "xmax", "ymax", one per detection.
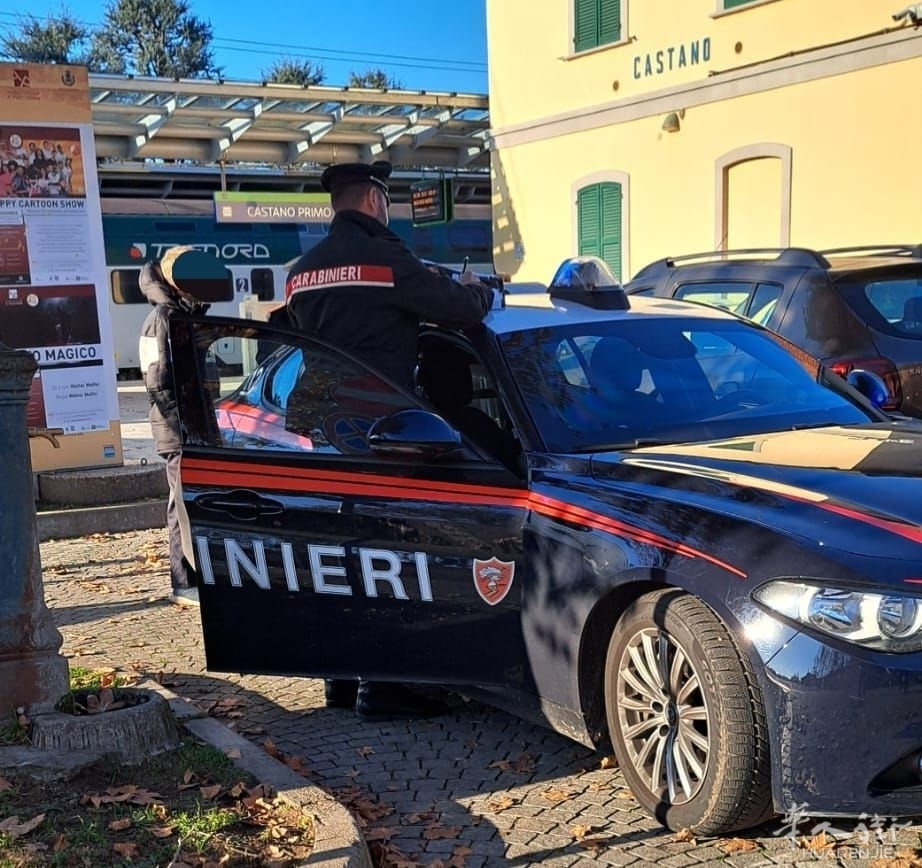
[{"xmin": 0, "ymin": 63, "xmax": 121, "ymax": 472}]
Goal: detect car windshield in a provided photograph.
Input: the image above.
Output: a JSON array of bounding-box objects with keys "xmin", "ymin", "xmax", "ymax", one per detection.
[{"xmin": 499, "ymin": 316, "xmax": 874, "ymax": 452}]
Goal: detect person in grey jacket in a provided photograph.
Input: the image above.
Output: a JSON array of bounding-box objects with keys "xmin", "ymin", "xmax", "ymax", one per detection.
[{"xmin": 138, "ymin": 249, "xmax": 209, "ymax": 607}]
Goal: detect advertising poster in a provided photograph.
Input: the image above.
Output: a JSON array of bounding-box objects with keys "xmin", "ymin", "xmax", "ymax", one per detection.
[{"xmin": 0, "ymin": 63, "xmax": 120, "ymax": 471}]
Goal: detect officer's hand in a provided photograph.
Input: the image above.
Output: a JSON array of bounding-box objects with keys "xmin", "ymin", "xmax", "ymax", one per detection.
[{"xmin": 458, "ymin": 269, "xmax": 482, "ymax": 286}]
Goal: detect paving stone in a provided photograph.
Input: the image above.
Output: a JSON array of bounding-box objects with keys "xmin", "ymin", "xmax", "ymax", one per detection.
[{"xmin": 40, "ymin": 527, "xmax": 922, "ymax": 867}]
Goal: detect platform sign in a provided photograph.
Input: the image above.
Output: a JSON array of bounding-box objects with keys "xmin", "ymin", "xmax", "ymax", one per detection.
[
  {"xmin": 214, "ymin": 191, "xmax": 332, "ymax": 224},
  {"xmin": 410, "ymin": 179, "xmax": 454, "ymax": 227},
  {"xmin": 0, "ymin": 62, "xmax": 121, "ymax": 472}
]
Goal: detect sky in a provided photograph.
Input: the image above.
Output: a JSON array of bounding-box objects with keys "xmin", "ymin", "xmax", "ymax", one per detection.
[{"xmin": 0, "ymin": 0, "xmax": 489, "ymax": 94}]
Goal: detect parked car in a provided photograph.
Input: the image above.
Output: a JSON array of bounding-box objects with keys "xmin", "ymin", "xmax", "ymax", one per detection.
[
  {"xmin": 170, "ymin": 258, "xmax": 922, "ymax": 836},
  {"xmin": 624, "ymin": 244, "xmax": 922, "ymax": 416}
]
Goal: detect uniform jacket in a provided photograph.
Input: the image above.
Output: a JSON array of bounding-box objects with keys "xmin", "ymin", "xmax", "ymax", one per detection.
[
  {"xmin": 138, "ymin": 262, "xmax": 208, "ymax": 456},
  {"xmin": 285, "ymin": 210, "xmax": 493, "ymax": 388}
]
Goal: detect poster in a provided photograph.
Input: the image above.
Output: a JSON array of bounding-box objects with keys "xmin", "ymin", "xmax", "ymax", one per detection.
[{"xmin": 0, "ymin": 63, "xmax": 120, "ymax": 469}]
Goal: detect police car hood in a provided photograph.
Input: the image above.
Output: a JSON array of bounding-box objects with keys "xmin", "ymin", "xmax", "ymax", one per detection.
[{"xmin": 588, "ymin": 424, "xmax": 922, "ymax": 543}]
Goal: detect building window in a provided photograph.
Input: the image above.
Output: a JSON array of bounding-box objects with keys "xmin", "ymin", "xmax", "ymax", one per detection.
[
  {"xmin": 577, "ymin": 182, "xmax": 622, "ymax": 280},
  {"xmin": 722, "ymin": 0, "xmax": 756, "ymax": 7},
  {"xmin": 575, "ymin": 0, "xmax": 621, "ymax": 53}
]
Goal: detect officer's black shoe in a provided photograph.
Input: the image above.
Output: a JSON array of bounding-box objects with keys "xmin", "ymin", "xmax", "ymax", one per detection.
[
  {"xmin": 355, "ymin": 681, "xmax": 449, "ymax": 721},
  {"xmin": 324, "ymin": 678, "xmax": 359, "ymax": 709}
]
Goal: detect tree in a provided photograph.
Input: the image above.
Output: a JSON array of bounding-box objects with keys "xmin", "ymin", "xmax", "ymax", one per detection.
[
  {"xmin": 349, "ymin": 68, "xmax": 403, "ymax": 89},
  {"xmin": 0, "ymin": 11, "xmax": 90, "ymax": 65},
  {"xmin": 87, "ymin": 0, "xmax": 221, "ymax": 79},
  {"xmin": 261, "ymin": 57, "xmax": 324, "ymax": 86}
]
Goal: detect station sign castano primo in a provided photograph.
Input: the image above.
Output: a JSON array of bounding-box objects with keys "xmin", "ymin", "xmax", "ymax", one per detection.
[
  {"xmin": 633, "ymin": 36, "xmax": 711, "ymax": 79},
  {"xmin": 214, "ymin": 191, "xmax": 333, "ymax": 224}
]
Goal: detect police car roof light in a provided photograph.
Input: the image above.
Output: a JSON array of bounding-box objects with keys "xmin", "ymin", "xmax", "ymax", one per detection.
[{"xmin": 548, "ymin": 256, "xmax": 630, "ymax": 311}]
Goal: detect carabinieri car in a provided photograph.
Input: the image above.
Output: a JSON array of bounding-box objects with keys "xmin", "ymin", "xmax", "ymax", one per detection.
[{"xmin": 169, "ymin": 257, "xmax": 922, "ymax": 836}]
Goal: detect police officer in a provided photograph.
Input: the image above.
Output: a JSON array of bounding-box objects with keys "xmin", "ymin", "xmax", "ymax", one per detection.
[
  {"xmin": 285, "ymin": 159, "xmax": 495, "ymax": 389},
  {"xmin": 285, "ymin": 160, "xmax": 494, "ymax": 720}
]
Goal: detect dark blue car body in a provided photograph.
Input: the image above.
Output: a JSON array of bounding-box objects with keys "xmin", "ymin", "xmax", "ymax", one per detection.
[{"xmin": 170, "ymin": 282, "xmax": 922, "ymax": 835}]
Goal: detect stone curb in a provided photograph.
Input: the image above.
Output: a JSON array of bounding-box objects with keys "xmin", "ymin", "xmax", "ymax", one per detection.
[
  {"xmin": 36, "ymin": 499, "xmax": 167, "ymax": 542},
  {"xmin": 149, "ymin": 681, "xmax": 373, "ymax": 868}
]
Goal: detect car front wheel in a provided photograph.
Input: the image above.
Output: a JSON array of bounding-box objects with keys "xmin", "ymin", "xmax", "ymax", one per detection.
[{"xmin": 604, "ymin": 588, "xmax": 773, "ymax": 835}]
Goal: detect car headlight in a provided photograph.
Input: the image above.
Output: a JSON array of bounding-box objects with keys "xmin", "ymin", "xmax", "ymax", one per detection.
[{"xmin": 752, "ymin": 580, "xmax": 922, "ymax": 653}]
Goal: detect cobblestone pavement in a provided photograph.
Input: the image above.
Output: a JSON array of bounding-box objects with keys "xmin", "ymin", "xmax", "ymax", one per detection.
[{"xmin": 41, "ymin": 527, "xmax": 922, "ymax": 867}]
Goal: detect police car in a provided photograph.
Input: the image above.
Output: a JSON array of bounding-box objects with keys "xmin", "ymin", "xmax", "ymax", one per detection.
[{"xmin": 170, "ymin": 257, "xmax": 922, "ymax": 836}]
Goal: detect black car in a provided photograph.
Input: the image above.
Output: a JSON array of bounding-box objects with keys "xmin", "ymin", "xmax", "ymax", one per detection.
[
  {"xmin": 624, "ymin": 245, "xmax": 922, "ymax": 416},
  {"xmin": 171, "ymin": 258, "xmax": 922, "ymax": 836}
]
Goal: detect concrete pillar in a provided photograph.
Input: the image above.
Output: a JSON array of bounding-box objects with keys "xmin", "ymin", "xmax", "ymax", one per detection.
[{"xmin": 0, "ymin": 345, "xmax": 69, "ymax": 715}]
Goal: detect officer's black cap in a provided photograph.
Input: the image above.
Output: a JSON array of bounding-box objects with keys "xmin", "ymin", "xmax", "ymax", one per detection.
[{"xmin": 320, "ymin": 160, "xmax": 392, "ymax": 195}]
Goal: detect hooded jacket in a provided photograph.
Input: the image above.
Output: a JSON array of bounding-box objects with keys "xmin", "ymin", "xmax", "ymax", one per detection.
[
  {"xmin": 138, "ymin": 262, "xmax": 208, "ymax": 455},
  {"xmin": 285, "ymin": 210, "xmax": 493, "ymax": 388}
]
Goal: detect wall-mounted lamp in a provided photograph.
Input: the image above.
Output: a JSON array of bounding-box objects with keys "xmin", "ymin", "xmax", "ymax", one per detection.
[{"xmin": 662, "ymin": 112, "xmax": 681, "ymax": 133}]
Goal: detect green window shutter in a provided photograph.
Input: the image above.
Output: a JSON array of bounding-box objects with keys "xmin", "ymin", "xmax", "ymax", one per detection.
[
  {"xmin": 575, "ymin": 0, "xmax": 621, "ymax": 52},
  {"xmin": 600, "ymin": 182, "xmax": 623, "ymax": 280},
  {"xmin": 578, "ymin": 182, "xmax": 623, "ymax": 280},
  {"xmin": 723, "ymin": 0, "xmax": 754, "ymax": 8},
  {"xmin": 600, "ymin": 0, "xmax": 621, "ymax": 45},
  {"xmin": 575, "ymin": 0, "xmax": 599, "ymax": 53},
  {"xmin": 578, "ymin": 186, "xmax": 601, "ymax": 257}
]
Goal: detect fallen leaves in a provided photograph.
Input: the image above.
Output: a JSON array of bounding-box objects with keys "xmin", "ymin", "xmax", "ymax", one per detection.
[
  {"xmin": 487, "ymin": 752, "xmax": 534, "ymax": 774},
  {"xmin": 199, "ymin": 783, "xmax": 222, "ymax": 800},
  {"xmin": 335, "ymin": 785, "xmax": 395, "ymax": 825},
  {"xmin": 486, "ymin": 794, "xmax": 514, "ymax": 813},
  {"xmin": 797, "ymin": 830, "xmax": 837, "ymax": 857},
  {"xmin": 81, "ymin": 784, "xmax": 163, "ymax": 808},
  {"xmin": 718, "ymin": 837, "xmax": 759, "ymax": 853},
  {"xmin": 540, "ymin": 788, "xmax": 574, "ymax": 804},
  {"xmin": 872, "ymin": 848, "xmax": 922, "ymax": 868},
  {"xmin": 83, "ymin": 687, "xmax": 129, "ymax": 714},
  {"xmin": 0, "ymin": 814, "xmax": 45, "ymax": 838}
]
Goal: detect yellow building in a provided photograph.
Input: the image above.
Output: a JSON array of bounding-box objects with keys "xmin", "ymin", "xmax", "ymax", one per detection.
[{"xmin": 486, "ymin": 0, "xmax": 922, "ymax": 283}]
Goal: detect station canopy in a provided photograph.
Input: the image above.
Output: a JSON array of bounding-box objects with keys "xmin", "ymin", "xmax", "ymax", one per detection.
[{"xmin": 89, "ymin": 73, "xmax": 492, "ymax": 205}]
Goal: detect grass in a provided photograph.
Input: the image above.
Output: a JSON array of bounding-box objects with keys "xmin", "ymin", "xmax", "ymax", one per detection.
[{"xmin": 0, "ymin": 669, "xmax": 314, "ymax": 867}]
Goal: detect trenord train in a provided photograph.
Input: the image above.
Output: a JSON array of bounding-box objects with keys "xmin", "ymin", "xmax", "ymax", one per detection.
[{"xmin": 102, "ymin": 198, "xmax": 494, "ymax": 377}]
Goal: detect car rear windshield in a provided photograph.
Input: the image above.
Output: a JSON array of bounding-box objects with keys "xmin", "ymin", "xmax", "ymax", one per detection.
[
  {"xmin": 836, "ymin": 273, "xmax": 922, "ymax": 338},
  {"xmin": 499, "ymin": 317, "xmax": 872, "ymax": 453}
]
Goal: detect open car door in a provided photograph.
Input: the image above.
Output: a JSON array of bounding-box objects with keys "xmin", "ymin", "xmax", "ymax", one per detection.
[{"xmin": 168, "ymin": 314, "xmax": 530, "ymax": 688}]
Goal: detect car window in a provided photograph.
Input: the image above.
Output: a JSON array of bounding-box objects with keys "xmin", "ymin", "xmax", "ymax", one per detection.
[
  {"xmin": 746, "ymin": 282, "xmax": 783, "ymax": 325},
  {"xmin": 674, "ymin": 281, "xmax": 753, "ymax": 315},
  {"xmin": 208, "ymin": 334, "xmax": 415, "ymax": 454},
  {"xmin": 499, "ymin": 318, "xmax": 874, "ymax": 453},
  {"xmin": 859, "ymin": 277, "xmax": 922, "ymax": 336}
]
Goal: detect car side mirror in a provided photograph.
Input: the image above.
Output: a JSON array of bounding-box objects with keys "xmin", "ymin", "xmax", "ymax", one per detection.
[
  {"xmin": 367, "ymin": 409, "xmax": 464, "ymax": 459},
  {"xmin": 846, "ymin": 369, "xmax": 889, "ymax": 408}
]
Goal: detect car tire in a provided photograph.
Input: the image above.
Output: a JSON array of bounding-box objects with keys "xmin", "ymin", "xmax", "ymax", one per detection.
[{"xmin": 604, "ymin": 588, "xmax": 773, "ymax": 835}]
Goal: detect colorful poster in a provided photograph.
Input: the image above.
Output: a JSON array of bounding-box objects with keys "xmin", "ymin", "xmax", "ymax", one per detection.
[
  {"xmin": 0, "ymin": 63, "xmax": 120, "ymax": 467},
  {"xmin": 0, "ymin": 283, "xmax": 106, "ymax": 433}
]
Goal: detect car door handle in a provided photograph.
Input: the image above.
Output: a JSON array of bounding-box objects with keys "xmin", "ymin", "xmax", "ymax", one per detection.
[{"xmin": 194, "ymin": 489, "xmax": 285, "ymax": 522}]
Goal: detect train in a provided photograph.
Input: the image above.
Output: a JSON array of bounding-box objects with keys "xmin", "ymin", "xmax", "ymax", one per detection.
[{"xmin": 101, "ymin": 198, "xmax": 494, "ymax": 377}]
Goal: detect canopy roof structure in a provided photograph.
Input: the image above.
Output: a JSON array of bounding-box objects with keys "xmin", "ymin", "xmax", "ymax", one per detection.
[{"xmin": 89, "ymin": 73, "xmax": 492, "ymax": 204}]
